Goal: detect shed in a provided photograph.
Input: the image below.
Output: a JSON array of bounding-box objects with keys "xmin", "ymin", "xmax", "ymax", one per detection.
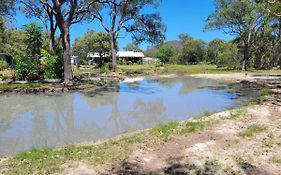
[{"xmin": 117, "ymin": 51, "xmax": 145, "ymax": 64}]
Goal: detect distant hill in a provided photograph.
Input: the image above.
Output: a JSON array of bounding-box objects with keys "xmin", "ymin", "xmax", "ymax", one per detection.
[{"xmin": 145, "ymin": 40, "xmax": 182, "ymax": 57}]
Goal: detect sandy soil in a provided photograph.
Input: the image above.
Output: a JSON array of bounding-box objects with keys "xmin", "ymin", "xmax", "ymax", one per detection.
[
  {"xmin": 191, "ymin": 73, "xmax": 281, "ymax": 82},
  {"xmin": 53, "ymin": 99, "xmax": 281, "ymax": 175}
]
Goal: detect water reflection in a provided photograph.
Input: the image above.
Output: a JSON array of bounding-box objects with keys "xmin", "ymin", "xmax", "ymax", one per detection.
[{"xmin": 0, "ymin": 77, "xmax": 255, "ymax": 156}]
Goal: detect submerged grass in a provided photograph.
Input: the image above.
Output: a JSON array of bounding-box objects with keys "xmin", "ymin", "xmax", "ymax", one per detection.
[{"xmin": 239, "ymin": 124, "xmax": 267, "ymax": 138}]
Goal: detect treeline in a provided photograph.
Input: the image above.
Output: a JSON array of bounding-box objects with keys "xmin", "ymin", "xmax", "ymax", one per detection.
[
  {"xmin": 0, "ymin": 0, "xmax": 166, "ymax": 84},
  {"xmin": 148, "ymin": 34, "xmax": 240, "ymax": 69},
  {"xmin": 150, "ymin": 0, "xmax": 281, "ymax": 70}
]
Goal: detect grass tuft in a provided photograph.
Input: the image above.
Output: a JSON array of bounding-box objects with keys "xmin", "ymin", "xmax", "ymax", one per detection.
[
  {"xmin": 150, "ymin": 122, "xmax": 179, "ymax": 141},
  {"xmin": 239, "ymin": 124, "xmax": 267, "ymax": 138},
  {"xmin": 181, "ymin": 120, "xmax": 206, "ymax": 134}
]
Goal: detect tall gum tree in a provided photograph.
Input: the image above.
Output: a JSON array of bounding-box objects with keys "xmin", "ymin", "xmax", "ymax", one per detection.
[
  {"xmin": 32, "ymin": 0, "xmax": 96, "ymax": 85},
  {"xmin": 90, "ymin": 0, "xmax": 166, "ymax": 71},
  {"xmin": 205, "ymin": 0, "xmax": 267, "ymax": 71},
  {"xmin": 21, "ymin": 0, "xmax": 58, "ymax": 52}
]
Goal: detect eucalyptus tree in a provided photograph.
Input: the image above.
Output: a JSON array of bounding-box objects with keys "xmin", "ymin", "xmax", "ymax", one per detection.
[
  {"xmin": 0, "ymin": 0, "xmax": 16, "ymax": 18},
  {"xmin": 90, "ymin": 0, "xmax": 166, "ymax": 71},
  {"xmin": 124, "ymin": 43, "xmax": 143, "ymax": 52},
  {"xmin": 22, "ymin": 0, "xmax": 97, "ymax": 85},
  {"xmin": 205, "ymin": 0, "xmax": 267, "ymax": 71},
  {"xmin": 20, "ymin": 0, "xmax": 58, "ymax": 52}
]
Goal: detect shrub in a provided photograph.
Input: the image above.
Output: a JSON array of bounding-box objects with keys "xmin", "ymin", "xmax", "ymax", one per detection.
[
  {"xmin": 100, "ymin": 62, "xmax": 112, "ymax": 73},
  {"xmin": 40, "ymin": 49, "xmax": 63, "ymax": 79},
  {"xmin": 14, "ymin": 55, "xmax": 39, "ymax": 80},
  {"xmin": 0, "ymin": 60, "xmax": 9, "ymax": 70}
]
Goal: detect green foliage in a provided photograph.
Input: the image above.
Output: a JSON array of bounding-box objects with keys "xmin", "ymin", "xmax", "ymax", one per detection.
[
  {"xmin": 124, "ymin": 43, "xmax": 143, "ymax": 52},
  {"xmin": 14, "ymin": 55, "xmax": 39, "ymax": 80},
  {"xmin": 175, "ymin": 40, "xmax": 206, "ymax": 65},
  {"xmin": 72, "ymin": 29, "xmax": 111, "ymax": 66},
  {"xmin": 0, "ymin": 60, "xmax": 9, "ymax": 70},
  {"xmin": 239, "ymin": 124, "xmax": 267, "ymax": 137},
  {"xmin": 151, "ymin": 122, "xmax": 179, "ymax": 141},
  {"xmin": 207, "ymin": 39, "xmax": 240, "ymax": 68},
  {"xmin": 178, "ymin": 33, "xmax": 193, "ymax": 43},
  {"xmin": 40, "ymin": 49, "xmax": 63, "ymax": 79},
  {"xmin": 100, "ymin": 62, "xmax": 112, "ymax": 73},
  {"xmin": 155, "ymin": 45, "xmax": 176, "ymax": 63},
  {"xmin": 182, "ymin": 120, "xmax": 206, "ymax": 133},
  {"xmin": 23, "ymin": 23, "xmax": 43, "ymax": 59}
]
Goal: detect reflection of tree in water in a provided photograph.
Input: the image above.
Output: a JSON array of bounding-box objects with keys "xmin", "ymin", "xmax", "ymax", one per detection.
[
  {"xmin": 81, "ymin": 88, "xmax": 132, "ymax": 135},
  {"xmin": 0, "ymin": 93, "xmax": 107, "ymax": 155},
  {"xmin": 128, "ymin": 99, "xmax": 167, "ymax": 129},
  {"xmin": 178, "ymin": 77, "xmax": 216, "ymax": 95},
  {"xmin": 156, "ymin": 77, "xmax": 219, "ymax": 96},
  {"xmin": 0, "ymin": 94, "xmax": 56, "ymax": 133}
]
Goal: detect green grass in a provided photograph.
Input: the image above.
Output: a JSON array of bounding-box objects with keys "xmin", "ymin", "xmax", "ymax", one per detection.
[
  {"xmin": 150, "ymin": 122, "xmax": 179, "ymax": 141},
  {"xmin": 0, "ymin": 82, "xmax": 43, "ymax": 90},
  {"xmin": 117, "ymin": 64, "xmax": 279, "ymax": 75},
  {"xmin": 181, "ymin": 120, "xmax": 207, "ymax": 133},
  {"xmin": 259, "ymin": 87, "xmax": 272, "ymax": 103},
  {"xmin": 239, "ymin": 124, "xmax": 267, "ymax": 138},
  {"xmin": 6, "ymin": 139, "xmax": 134, "ymax": 174},
  {"xmin": 118, "ymin": 64, "xmax": 155, "ymax": 71}
]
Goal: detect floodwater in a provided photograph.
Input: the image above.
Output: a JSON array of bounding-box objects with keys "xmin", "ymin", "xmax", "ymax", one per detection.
[{"xmin": 0, "ymin": 77, "xmax": 258, "ymax": 156}]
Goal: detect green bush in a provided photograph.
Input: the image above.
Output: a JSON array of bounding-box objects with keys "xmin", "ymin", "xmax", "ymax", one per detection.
[
  {"xmin": 0, "ymin": 73, "xmax": 8, "ymax": 80},
  {"xmin": 14, "ymin": 55, "xmax": 39, "ymax": 80},
  {"xmin": 40, "ymin": 49, "xmax": 63, "ymax": 79},
  {"xmin": 100, "ymin": 62, "xmax": 112, "ymax": 73},
  {"xmin": 0, "ymin": 60, "xmax": 9, "ymax": 70}
]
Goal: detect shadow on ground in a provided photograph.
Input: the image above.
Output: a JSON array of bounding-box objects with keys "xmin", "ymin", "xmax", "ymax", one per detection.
[{"xmin": 101, "ymin": 160, "xmax": 270, "ymax": 175}]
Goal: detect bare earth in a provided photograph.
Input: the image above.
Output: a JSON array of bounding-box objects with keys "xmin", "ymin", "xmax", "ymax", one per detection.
[
  {"xmin": 57, "ymin": 105, "xmax": 281, "ymax": 174},
  {"xmin": 191, "ymin": 73, "xmax": 281, "ymax": 82}
]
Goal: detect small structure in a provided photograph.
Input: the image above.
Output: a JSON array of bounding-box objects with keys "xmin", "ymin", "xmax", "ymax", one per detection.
[
  {"xmin": 142, "ymin": 57, "xmax": 159, "ymax": 64},
  {"xmin": 117, "ymin": 51, "xmax": 145, "ymax": 64},
  {"xmin": 87, "ymin": 52, "xmax": 109, "ymax": 65},
  {"xmin": 71, "ymin": 56, "xmax": 81, "ymax": 66}
]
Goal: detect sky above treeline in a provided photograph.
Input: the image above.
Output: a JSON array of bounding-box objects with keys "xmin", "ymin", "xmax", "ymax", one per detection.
[{"xmin": 13, "ymin": 0, "xmax": 233, "ymax": 51}]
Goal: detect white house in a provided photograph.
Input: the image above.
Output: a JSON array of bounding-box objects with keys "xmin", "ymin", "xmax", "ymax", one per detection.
[
  {"xmin": 142, "ymin": 57, "xmax": 159, "ymax": 64},
  {"xmin": 87, "ymin": 52, "xmax": 110, "ymax": 65},
  {"xmin": 86, "ymin": 51, "xmax": 145, "ymax": 65},
  {"xmin": 117, "ymin": 51, "xmax": 145, "ymax": 64}
]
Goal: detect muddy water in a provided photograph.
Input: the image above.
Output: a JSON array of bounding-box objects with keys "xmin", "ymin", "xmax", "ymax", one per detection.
[{"xmin": 0, "ymin": 77, "xmax": 256, "ymax": 156}]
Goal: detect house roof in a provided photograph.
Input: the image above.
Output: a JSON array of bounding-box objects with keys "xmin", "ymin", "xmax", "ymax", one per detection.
[
  {"xmin": 117, "ymin": 51, "xmax": 144, "ymax": 58},
  {"xmin": 87, "ymin": 51, "xmax": 145, "ymax": 58},
  {"xmin": 87, "ymin": 52, "xmax": 109, "ymax": 58}
]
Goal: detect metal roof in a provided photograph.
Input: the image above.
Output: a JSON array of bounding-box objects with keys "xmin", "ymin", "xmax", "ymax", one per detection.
[{"xmin": 117, "ymin": 51, "xmax": 144, "ymax": 58}]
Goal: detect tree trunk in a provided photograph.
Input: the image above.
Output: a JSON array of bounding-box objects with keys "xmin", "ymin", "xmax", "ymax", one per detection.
[
  {"xmin": 110, "ymin": 32, "xmax": 117, "ymax": 72},
  {"xmin": 242, "ymin": 45, "xmax": 250, "ymax": 71},
  {"xmin": 49, "ymin": 27, "xmax": 56, "ymax": 52},
  {"xmin": 61, "ymin": 26, "xmax": 73, "ymax": 85}
]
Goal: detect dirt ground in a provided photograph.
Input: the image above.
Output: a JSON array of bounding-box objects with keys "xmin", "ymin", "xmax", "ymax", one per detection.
[
  {"xmin": 54, "ymin": 101, "xmax": 281, "ymax": 175},
  {"xmin": 191, "ymin": 73, "xmax": 281, "ymax": 82}
]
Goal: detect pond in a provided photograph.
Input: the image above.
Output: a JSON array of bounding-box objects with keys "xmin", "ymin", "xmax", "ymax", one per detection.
[{"xmin": 0, "ymin": 77, "xmax": 258, "ymax": 156}]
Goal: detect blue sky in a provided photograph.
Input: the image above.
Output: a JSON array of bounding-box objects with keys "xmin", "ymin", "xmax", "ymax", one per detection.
[{"xmin": 13, "ymin": 0, "xmax": 233, "ymax": 51}]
